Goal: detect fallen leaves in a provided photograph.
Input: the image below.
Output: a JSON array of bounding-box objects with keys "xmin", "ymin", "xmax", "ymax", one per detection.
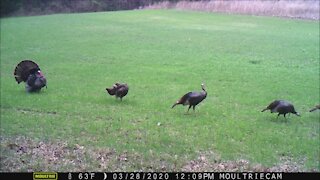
[{"xmin": 0, "ymin": 136, "xmax": 313, "ymax": 172}]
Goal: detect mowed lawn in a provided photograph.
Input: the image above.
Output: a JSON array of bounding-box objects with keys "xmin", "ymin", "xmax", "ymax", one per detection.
[{"xmin": 0, "ymin": 10, "xmax": 319, "ymax": 171}]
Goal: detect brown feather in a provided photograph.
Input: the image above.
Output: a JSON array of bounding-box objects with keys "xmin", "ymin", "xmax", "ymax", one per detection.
[
  {"xmin": 14, "ymin": 60, "xmax": 40, "ymax": 84},
  {"xmin": 261, "ymin": 100, "xmax": 300, "ymax": 117},
  {"xmin": 172, "ymin": 84, "xmax": 207, "ymax": 112},
  {"xmin": 106, "ymin": 82, "xmax": 129, "ymax": 100}
]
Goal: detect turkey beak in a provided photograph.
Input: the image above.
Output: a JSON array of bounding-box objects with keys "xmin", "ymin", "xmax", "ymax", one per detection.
[{"xmin": 296, "ymin": 112, "xmax": 300, "ymax": 117}]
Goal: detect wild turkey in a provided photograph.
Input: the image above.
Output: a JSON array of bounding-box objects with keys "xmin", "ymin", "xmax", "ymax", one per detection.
[
  {"xmin": 172, "ymin": 83, "xmax": 207, "ymax": 112},
  {"xmin": 309, "ymin": 104, "xmax": 320, "ymax": 112},
  {"xmin": 106, "ymin": 82, "xmax": 129, "ymax": 101},
  {"xmin": 14, "ymin": 60, "xmax": 47, "ymax": 92},
  {"xmin": 261, "ymin": 100, "xmax": 300, "ymax": 118}
]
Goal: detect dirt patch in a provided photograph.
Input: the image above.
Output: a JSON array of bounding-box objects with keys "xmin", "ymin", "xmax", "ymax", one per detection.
[
  {"xmin": 181, "ymin": 151, "xmax": 311, "ymax": 172},
  {"xmin": 0, "ymin": 136, "xmax": 115, "ymax": 172},
  {"xmin": 266, "ymin": 156, "xmax": 307, "ymax": 172},
  {"xmin": 0, "ymin": 136, "xmax": 315, "ymax": 172},
  {"xmin": 0, "ymin": 106, "xmax": 57, "ymax": 116},
  {"xmin": 17, "ymin": 108, "xmax": 57, "ymax": 115},
  {"xmin": 181, "ymin": 151, "xmax": 259, "ymax": 172},
  {"xmin": 0, "ymin": 136, "xmax": 167, "ymax": 171}
]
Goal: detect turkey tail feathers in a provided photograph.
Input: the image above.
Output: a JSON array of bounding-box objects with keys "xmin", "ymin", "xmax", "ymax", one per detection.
[{"xmin": 14, "ymin": 60, "xmax": 40, "ymax": 84}]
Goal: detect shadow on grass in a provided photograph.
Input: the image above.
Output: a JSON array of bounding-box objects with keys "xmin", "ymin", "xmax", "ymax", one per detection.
[
  {"xmin": 103, "ymin": 97, "xmax": 137, "ymax": 106},
  {"xmin": 265, "ymin": 115, "xmax": 300, "ymax": 124},
  {"xmin": 171, "ymin": 108, "xmax": 206, "ymax": 118},
  {"xmin": 12, "ymin": 87, "xmax": 48, "ymax": 96}
]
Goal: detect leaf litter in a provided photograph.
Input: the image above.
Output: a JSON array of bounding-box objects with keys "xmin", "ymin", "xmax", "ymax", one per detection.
[{"xmin": 0, "ymin": 136, "xmax": 315, "ymax": 172}]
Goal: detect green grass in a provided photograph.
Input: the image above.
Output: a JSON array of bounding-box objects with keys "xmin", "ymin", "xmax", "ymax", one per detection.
[{"xmin": 1, "ymin": 10, "xmax": 319, "ymax": 171}]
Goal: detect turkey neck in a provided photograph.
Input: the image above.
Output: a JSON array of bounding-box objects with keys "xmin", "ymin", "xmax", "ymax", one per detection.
[{"xmin": 201, "ymin": 87, "xmax": 207, "ymax": 97}]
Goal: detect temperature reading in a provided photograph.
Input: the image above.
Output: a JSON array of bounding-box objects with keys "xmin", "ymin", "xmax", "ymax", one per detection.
[{"xmin": 78, "ymin": 173, "xmax": 95, "ymax": 180}]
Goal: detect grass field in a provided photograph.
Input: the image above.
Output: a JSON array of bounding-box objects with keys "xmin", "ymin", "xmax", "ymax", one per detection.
[{"xmin": 0, "ymin": 10, "xmax": 319, "ymax": 171}]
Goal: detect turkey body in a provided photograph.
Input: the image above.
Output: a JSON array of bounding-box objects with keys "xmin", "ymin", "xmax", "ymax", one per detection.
[
  {"xmin": 25, "ymin": 72, "xmax": 47, "ymax": 92},
  {"xmin": 261, "ymin": 100, "xmax": 300, "ymax": 118},
  {"xmin": 172, "ymin": 84, "xmax": 207, "ymax": 112},
  {"xmin": 106, "ymin": 83, "xmax": 129, "ymax": 101}
]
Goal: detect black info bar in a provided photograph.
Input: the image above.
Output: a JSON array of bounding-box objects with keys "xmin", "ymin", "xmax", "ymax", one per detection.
[{"xmin": 0, "ymin": 172, "xmax": 319, "ymax": 180}]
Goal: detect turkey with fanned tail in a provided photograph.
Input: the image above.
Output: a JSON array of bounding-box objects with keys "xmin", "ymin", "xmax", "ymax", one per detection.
[{"xmin": 14, "ymin": 60, "xmax": 47, "ymax": 93}]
